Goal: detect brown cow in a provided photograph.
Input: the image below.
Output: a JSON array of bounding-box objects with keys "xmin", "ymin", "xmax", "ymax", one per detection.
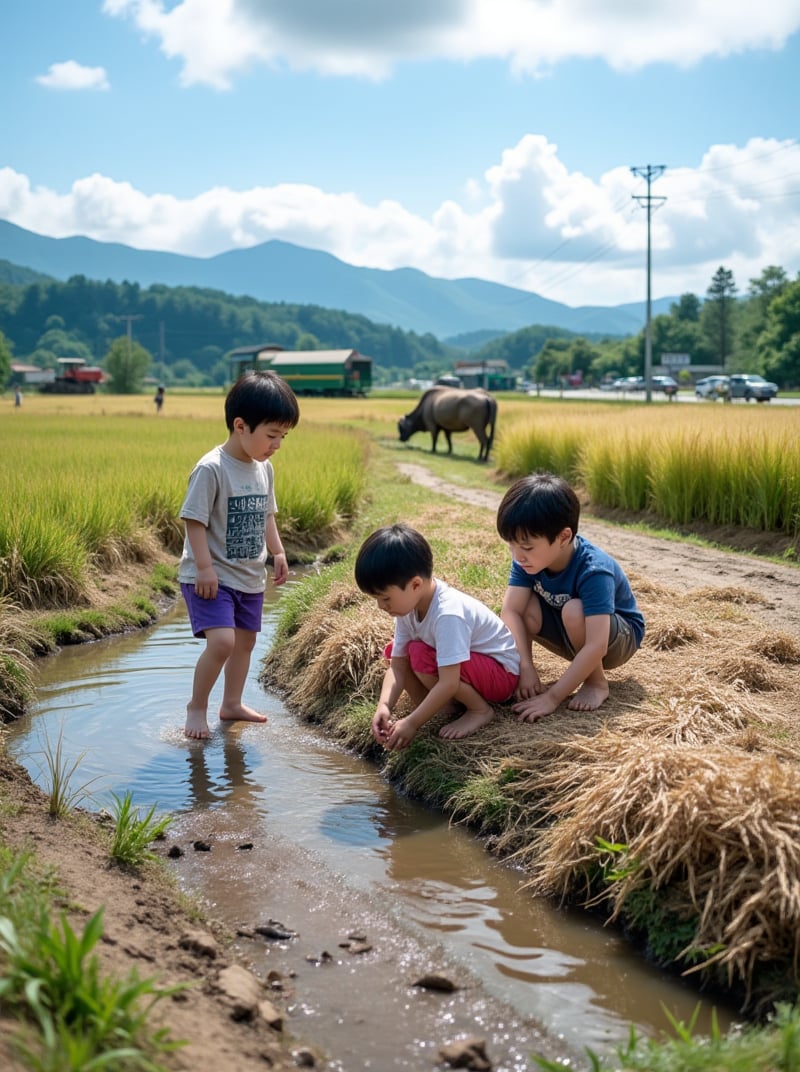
[{"xmin": 398, "ymin": 387, "xmax": 497, "ymax": 462}]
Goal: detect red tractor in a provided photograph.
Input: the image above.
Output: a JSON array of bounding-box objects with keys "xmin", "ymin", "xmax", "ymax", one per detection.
[{"xmin": 39, "ymin": 358, "xmax": 106, "ymax": 395}]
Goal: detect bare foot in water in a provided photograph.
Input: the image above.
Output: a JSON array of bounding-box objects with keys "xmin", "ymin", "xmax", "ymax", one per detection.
[
  {"xmin": 439, "ymin": 707, "xmax": 494, "ymax": 740},
  {"xmin": 567, "ymin": 681, "xmax": 609, "ymax": 711},
  {"xmin": 219, "ymin": 702, "xmax": 268, "ymax": 725},
  {"xmin": 185, "ymin": 706, "xmax": 211, "ymax": 740}
]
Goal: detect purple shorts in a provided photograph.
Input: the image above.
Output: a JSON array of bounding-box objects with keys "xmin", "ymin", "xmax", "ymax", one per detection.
[
  {"xmin": 384, "ymin": 640, "xmax": 518, "ymax": 704},
  {"xmin": 181, "ymin": 583, "xmax": 264, "ymax": 638}
]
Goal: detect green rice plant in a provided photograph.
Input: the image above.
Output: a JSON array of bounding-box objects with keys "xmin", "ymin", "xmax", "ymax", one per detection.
[
  {"xmin": 494, "ymin": 418, "xmax": 585, "ymax": 481},
  {"xmin": 501, "ymin": 401, "xmax": 800, "ymax": 538},
  {"xmin": 0, "ymin": 908, "xmax": 183, "ymax": 1071},
  {"xmin": 579, "ymin": 435, "xmax": 626, "ymax": 508},
  {"xmin": 36, "ymin": 726, "xmax": 102, "ymax": 818},
  {"xmin": 0, "ymin": 413, "xmax": 368, "ymax": 608},
  {"xmin": 109, "ymin": 792, "xmax": 173, "ymax": 866},
  {"xmin": 648, "ymin": 431, "xmax": 706, "ymax": 525},
  {"xmin": 0, "ymin": 513, "xmax": 87, "ymax": 607}
]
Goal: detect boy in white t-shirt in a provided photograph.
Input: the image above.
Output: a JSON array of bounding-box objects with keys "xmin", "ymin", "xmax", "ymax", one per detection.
[{"xmin": 355, "ymin": 523, "xmax": 520, "ymax": 751}]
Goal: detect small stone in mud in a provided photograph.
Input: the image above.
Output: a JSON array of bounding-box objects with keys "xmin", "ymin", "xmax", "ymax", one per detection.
[
  {"xmin": 237, "ymin": 842, "xmax": 254, "ymax": 850},
  {"xmin": 292, "ymin": 1048, "xmax": 316, "ymax": 1068},
  {"xmin": 167, "ymin": 844, "xmax": 184, "ymax": 858},
  {"xmin": 266, "ymin": 970, "xmax": 284, "ymax": 990},
  {"xmin": 305, "ymin": 950, "xmax": 334, "ymax": 965},
  {"xmin": 439, "ymin": 1036, "xmax": 492, "ymax": 1071},
  {"xmin": 255, "ymin": 920, "xmax": 297, "ymax": 941},
  {"xmin": 192, "ymin": 840, "xmax": 212, "ymax": 852},
  {"xmin": 345, "ymin": 941, "xmax": 373, "ymax": 955},
  {"xmin": 412, "ymin": 972, "xmax": 458, "ymax": 993}
]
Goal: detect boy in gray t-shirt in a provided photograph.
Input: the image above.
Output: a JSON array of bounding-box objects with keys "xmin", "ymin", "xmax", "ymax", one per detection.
[{"xmin": 177, "ymin": 371, "xmax": 299, "ymax": 739}]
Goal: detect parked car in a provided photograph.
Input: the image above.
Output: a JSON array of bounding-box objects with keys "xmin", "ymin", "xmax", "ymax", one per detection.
[
  {"xmin": 610, "ymin": 376, "xmax": 645, "ymax": 391},
  {"xmin": 650, "ymin": 375, "xmax": 679, "ymax": 396},
  {"xmin": 607, "ymin": 375, "xmax": 677, "ymax": 396},
  {"xmin": 727, "ymin": 374, "xmax": 779, "ymax": 402},
  {"xmin": 695, "ymin": 375, "xmax": 731, "ymax": 400}
]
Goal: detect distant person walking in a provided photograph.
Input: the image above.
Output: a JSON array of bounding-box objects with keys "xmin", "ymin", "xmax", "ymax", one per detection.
[
  {"xmin": 14, "ymin": 385, "xmax": 22, "ymax": 408},
  {"xmin": 154, "ymin": 385, "xmax": 165, "ymax": 413}
]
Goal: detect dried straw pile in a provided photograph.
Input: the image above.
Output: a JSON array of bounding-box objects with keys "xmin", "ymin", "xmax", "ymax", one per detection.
[{"xmin": 261, "ymin": 568, "xmax": 800, "ymax": 1010}]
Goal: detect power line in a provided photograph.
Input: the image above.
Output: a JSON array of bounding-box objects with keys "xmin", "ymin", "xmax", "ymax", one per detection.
[{"xmin": 631, "ymin": 164, "xmax": 666, "ymax": 403}]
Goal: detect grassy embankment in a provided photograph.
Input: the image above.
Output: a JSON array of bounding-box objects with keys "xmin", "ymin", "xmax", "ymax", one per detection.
[
  {"xmin": 256, "ymin": 393, "xmax": 800, "ymax": 1067},
  {"xmin": 0, "ymin": 395, "xmax": 370, "ymax": 1070}
]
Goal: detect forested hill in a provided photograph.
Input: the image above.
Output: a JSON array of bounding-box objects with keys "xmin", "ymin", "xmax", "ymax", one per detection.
[
  {"xmin": 0, "ymin": 270, "xmax": 466, "ymax": 379},
  {"xmin": 0, "ymin": 218, "xmax": 671, "ymax": 338}
]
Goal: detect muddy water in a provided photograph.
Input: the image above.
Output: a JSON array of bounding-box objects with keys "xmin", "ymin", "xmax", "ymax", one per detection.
[{"xmin": 8, "ymin": 579, "xmax": 738, "ymax": 1070}]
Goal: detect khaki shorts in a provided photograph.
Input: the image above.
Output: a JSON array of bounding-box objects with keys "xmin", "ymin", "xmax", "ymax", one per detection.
[{"xmin": 534, "ymin": 602, "xmax": 639, "ymax": 670}]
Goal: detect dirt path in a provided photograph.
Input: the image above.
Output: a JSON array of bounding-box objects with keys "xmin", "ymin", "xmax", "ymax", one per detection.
[{"xmin": 397, "ymin": 462, "xmax": 800, "ymax": 639}]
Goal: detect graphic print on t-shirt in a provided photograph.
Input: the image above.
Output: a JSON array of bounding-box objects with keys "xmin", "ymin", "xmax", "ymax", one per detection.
[
  {"xmin": 226, "ymin": 494, "xmax": 268, "ymax": 560},
  {"xmin": 533, "ymin": 580, "xmax": 571, "ymax": 608}
]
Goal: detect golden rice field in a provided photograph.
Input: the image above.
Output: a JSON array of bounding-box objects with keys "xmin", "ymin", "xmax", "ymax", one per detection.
[
  {"xmin": 1, "ymin": 389, "xmax": 798, "ymax": 609},
  {"xmin": 0, "ymin": 392, "xmax": 369, "ymax": 607}
]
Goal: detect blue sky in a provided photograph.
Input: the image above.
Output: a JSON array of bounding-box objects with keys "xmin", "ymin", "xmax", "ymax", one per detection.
[{"xmin": 1, "ymin": 0, "xmax": 800, "ymax": 308}]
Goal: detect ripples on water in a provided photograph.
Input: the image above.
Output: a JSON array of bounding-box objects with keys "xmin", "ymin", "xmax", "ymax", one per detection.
[{"xmin": 8, "ymin": 582, "xmax": 737, "ymax": 1063}]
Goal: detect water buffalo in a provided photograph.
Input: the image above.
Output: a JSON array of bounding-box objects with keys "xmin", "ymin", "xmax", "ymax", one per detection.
[{"xmin": 398, "ymin": 387, "xmax": 497, "ymax": 462}]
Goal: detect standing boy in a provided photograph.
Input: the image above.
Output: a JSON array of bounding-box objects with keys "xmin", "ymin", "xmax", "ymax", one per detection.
[
  {"xmin": 355, "ymin": 523, "xmax": 520, "ymax": 751},
  {"xmin": 496, "ymin": 472, "xmax": 644, "ymax": 721},
  {"xmin": 178, "ymin": 371, "xmax": 300, "ymax": 739}
]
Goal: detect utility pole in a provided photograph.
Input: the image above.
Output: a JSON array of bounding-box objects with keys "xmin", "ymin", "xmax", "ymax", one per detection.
[{"xmin": 631, "ymin": 165, "xmax": 666, "ymax": 403}]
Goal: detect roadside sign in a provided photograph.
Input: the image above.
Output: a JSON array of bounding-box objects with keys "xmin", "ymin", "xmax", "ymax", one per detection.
[{"xmin": 661, "ymin": 352, "xmax": 691, "ymax": 367}]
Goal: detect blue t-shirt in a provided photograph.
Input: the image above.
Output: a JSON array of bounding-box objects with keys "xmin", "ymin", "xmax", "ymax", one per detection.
[{"xmin": 507, "ymin": 535, "xmax": 645, "ymax": 647}]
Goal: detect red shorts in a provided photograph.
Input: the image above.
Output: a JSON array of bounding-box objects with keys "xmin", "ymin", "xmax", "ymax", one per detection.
[{"xmin": 384, "ymin": 641, "xmax": 518, "ymax": 704}]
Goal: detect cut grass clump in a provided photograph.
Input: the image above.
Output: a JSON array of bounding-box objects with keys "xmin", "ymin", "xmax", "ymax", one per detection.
[
  {"xmin": 750, "ymin": 631, "xmax": 800, "ymax": 665},
  {"xmin": 522, "ymin": 736, "xmax": 800, "ymax": 1002},
  {"xmin": 714, "ymin": 654, "xmax": 780, "ymax": 692},
  {"xmin": 109, "ymin": 792, "xmax": 173, "ymax": 867}
]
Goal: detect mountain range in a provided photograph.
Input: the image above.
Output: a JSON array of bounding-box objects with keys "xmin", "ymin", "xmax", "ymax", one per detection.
[{"xmin": 0, "ymin": 219, "xmax": 674, "ymax": 340}]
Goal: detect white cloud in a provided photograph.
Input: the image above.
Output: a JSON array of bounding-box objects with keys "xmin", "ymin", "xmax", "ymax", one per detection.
[
  {"xmin": 1, "ymin": 136, "xmax": 798, "ymax": 306},
  {"xmin": 35, "ymin": 61, "xmax": 110, "ymax": 92},
  {"xmin": 103, "ymin": 0, "xmax": 800, "ymax": 87}
]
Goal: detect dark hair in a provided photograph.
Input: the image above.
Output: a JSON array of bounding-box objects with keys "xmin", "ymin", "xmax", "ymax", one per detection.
[
  {"xmin": 354, "ymin": 524, "xmax": 434, "ymax": 594},
  {"xmin": 496, "ymin": 472, "xmax": 580, "ymax": 544},
  {"xmin": 224, "ymin": 371, "xmax": 300, "ymax": 432}
]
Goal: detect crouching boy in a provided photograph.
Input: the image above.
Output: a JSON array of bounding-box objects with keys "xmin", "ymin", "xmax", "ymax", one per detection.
[
  {"xmin": 355, "ymin": 523, "xmax": 520, "ymax": 751},
  {"xmin": 496, "ymin": 472, "xmax": 645, "ymax": 722}
]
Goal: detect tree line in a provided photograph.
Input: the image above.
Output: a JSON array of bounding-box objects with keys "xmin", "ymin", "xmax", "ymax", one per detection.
[
  {"xmin": 498, "ymin": 265, "xmax": 799, "ymax": 389},
  {"xmin": 0, "ymin": 264, "xmax": 798, "ymax": 391},
  {"xmin": 0, "ymin": 272, "xmax": 461, "ymax": 391}
]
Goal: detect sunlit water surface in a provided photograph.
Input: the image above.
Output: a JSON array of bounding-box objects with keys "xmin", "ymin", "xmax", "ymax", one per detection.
[{"xmin": 8, "ymin": 579, "xmax": 738, "ymax": 1069}]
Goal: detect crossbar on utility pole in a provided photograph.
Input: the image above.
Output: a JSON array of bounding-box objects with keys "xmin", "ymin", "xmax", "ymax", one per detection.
[{"xmin": 631, "ymin": 165, "xmax": 666, "ymax": 403}]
